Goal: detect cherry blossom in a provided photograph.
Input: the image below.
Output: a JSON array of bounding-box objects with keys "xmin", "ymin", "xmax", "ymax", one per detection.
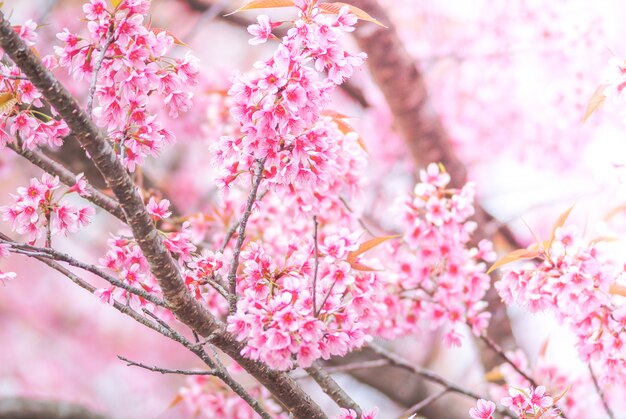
[
  {"xmin": 0, "ymin": 173, "xmax": 94, "ymax": 243},
  {"xmin": 56, "ymin": 0, "xmax": 198, "ymax": 171},
  {"xmin": 469, "ymin": 399, "xmax": 496, "ymax": 419}
]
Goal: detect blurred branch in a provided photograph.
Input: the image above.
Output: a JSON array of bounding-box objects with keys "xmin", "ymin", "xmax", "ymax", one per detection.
[
  {"xmin": 589, "ymin": 364, "xmax": 615, "ymax": 419},
  {"xmin": 306, "ymin": 362, "xmax": 362, "ymax": 415},
  {"xmin": 347, "ymin": 0, "xmax": 518, "ymax": 374},
  {"xmin": 0, "ymin": 398, "xmax": 106, "ymax": 419}
]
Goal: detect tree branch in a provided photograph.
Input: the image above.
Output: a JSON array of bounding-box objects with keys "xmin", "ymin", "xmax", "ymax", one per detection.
[
  {"xmin": 0, "ymin": 398, "xmax": 106, "ymax": 419},
  {"xmin": 0, "ymin": 14, "xmax": 325, "ymax": 418},
  {"xmin": 305, "ymin": 362, "xmax": 362, "ymax": 415},
  {"xmin": 227, "ymin": 158, "xmax": 265, "ymax": 313},
  {"xmin": 589, "ymin": 364, "xmax": 615, "ymax": 419},
  {"xmin": 0, "ymin": 235, "xmax": 166, "ymax": 308},
  {"xmin": 117, "ymin": 355, "xmax": 217, "ymax": 376}
]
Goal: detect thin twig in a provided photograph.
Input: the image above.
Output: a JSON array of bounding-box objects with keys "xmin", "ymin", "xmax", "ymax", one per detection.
[
  {"xmin": 227, "ymin": 158, "xmax": 266, "ymax": 314},
  {"xmin": 479, "ymin": 334, "xmax": 537, "ymax": 387},
  {"xmin": 117, "ymin": 355, "xmax": 217, "ymax": 376},
  {"xmin": 367, "ymin": 342, "xmax": 510, "ymax": 415},
  {"xmin": 311, "ymin": 215, "xmax": 319, "ymax": 314},
  {"xmin": 589, "ymin": 364, "xmax": 615, "ymax": 419},
  {"xmin": 0, "ymin": 235, "xmax": 166, "ymax": 308},
  {"xmin": 315, "ymin": 279, "xmax": 337, "ymax": 317},
  {"xmin": 291, "ymin": 359, "xmax": 390, "ymax": 380},
  {"xmin": 402, "ymin": 388, "xmax": 448, "ymax": 417},
  {"xmin": 87, "ymin": 25, "xmax": 115, "ymax": 116},
  {"xmin": 0, "ymin": 72, "xmax": 27, "ymax": 80},
  {"xmin": 220, "ymin": 220, "xmax": 240, "ymax": 253},
  {"xmin": 305, "ymin": 361, "xmax": 362, "ymax": 415}
]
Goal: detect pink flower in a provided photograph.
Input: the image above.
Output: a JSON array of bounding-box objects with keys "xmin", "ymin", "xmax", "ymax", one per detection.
[
  {"xmin": 83, "ymin": 0, "xmax": 108, "ymax": 21},
  {"xmin": 0, "ymin": 271, "xmax": 16, "ymax": 286},
  {"xmin": 146, "ymin": 197, "xmax": 172, "ymax": 220},
  {"xmin": 469, "ymin": 399, "xmax": 496, "ymax": 419},
  {"xmin": 247, "ymin": 15, "xmax": 279, "ymax": 45}
]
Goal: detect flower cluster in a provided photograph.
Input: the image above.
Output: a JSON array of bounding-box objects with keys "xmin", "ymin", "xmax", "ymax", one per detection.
[
  {"xmin": 471, "ymin": 386, "xmax": 561, "ymax": 419},
  {"xmin": 214, "ymin": 2, "xmax": 367, "ymax": 213},
  {"xmin": 382, "ymin": 163, "xmax": 494, "ymax": 346},
  {"xmin": 97, "ymin": 234, "xmax": 161, "ymax": 308},
  {"xmin": 0, "ymin": 20, "xmax": 70, "ymax": 151},
  {"xmin": 1, "ymin": 173, "xmax": 94, "ymax": 243},
  {"xmin": 495, "ymin": 225, "xmax": 626, "ymax": 384},
  {"xmin": 56, "ymin": 0, "xmax": 199, "ymax": 171},
  {"xmin": 179, "ymin": 375, "xmax": 287, "ymax": 418},
  {"xmin": 182, "ymin": 250, "xmax": 229, "ymax": 316},
  {"xmin": 227, "ymin": 229, "xmax": 387, "ymax": 370}
]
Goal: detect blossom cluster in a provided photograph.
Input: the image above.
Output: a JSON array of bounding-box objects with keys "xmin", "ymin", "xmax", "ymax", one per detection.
[
  {"xmin": 470, "ymin": 385, "xmax": 561, "ymax": 419},
  {"xmin": 56, "ymin": 0, "xmax": 199, "ymax": 171},
  {"xmin": 382, "ymin": 163, "xmax": 495, "ymax": 346},
  {"xmin": 0, "ymin": 20, "xmax": 70, "ymax": 151},
  {"xmin": 495, "ymin": 226, "xmax": 626, "ymax": 384},
  {"xmin": 213, "ymin": 1, "xmax": 367, "ymax": 213},
  {"xmin": 1, "ymin": 173, "xmax": 94, "ymax": 243},
  {"xmin": 227, "ymin": 229, "xmax": 387, "ymax": 370},
  {"xmin": 98, "ymin": 199, "xmax": 228, "ymax": 313},
  {"xmin": 179, "ymin": 375, "xmax": 288, "ymax": 418}
]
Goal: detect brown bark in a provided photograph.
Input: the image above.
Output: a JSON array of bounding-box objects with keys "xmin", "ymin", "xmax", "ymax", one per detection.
[{"xmin": 0, "ymin": 13, "xmax": 325, "ymax": 418}]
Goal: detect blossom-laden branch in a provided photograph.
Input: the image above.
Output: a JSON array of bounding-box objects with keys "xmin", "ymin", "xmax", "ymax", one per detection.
[
  {"xmin": 0, "ymin": 8, "xmax": 326, "ymax": 418},
  {"xmin": 0, "ymin": 233, "xmax": 166, "ymax": 308},
  {"xmin": 305, "ymin": 361, "xmax": 362, "ymax": 415},
  {"xmin": 227, "ymin": 157, "xmax": 265, "ymax": 313},
  {"xmin": 7, "ymin": 134, "xmax": 125, "ymax": 221}
]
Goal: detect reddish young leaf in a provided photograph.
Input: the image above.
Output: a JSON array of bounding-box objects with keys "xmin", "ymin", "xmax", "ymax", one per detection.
[
  {"xmin": 609, "ymin": 283, "xmax": 626, "ymax": 297},
  {"xmin": 486, "ymin": 247, "xmax": 540, "ymax": 274},
  {"xmin": 583, "ymin": 84, "xmax": 606, "ymax": 123},
  {"xmin": 548, "ymin": 205, "xmax": 575, "ymax": 248},
  {"xmin": 318, "ymin": 2, "xmax": 387, "ymax": 27},
  {"xmin": 226, "ymin": 0, "xmax": 295, "ymax": 16},
  {"xmin": 346, "ymin": 235, "xmax": 400, "ymax": 269},
  {"xmin": 151, "ymin": 28, "xmax": 188, "ymax": 46}
]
